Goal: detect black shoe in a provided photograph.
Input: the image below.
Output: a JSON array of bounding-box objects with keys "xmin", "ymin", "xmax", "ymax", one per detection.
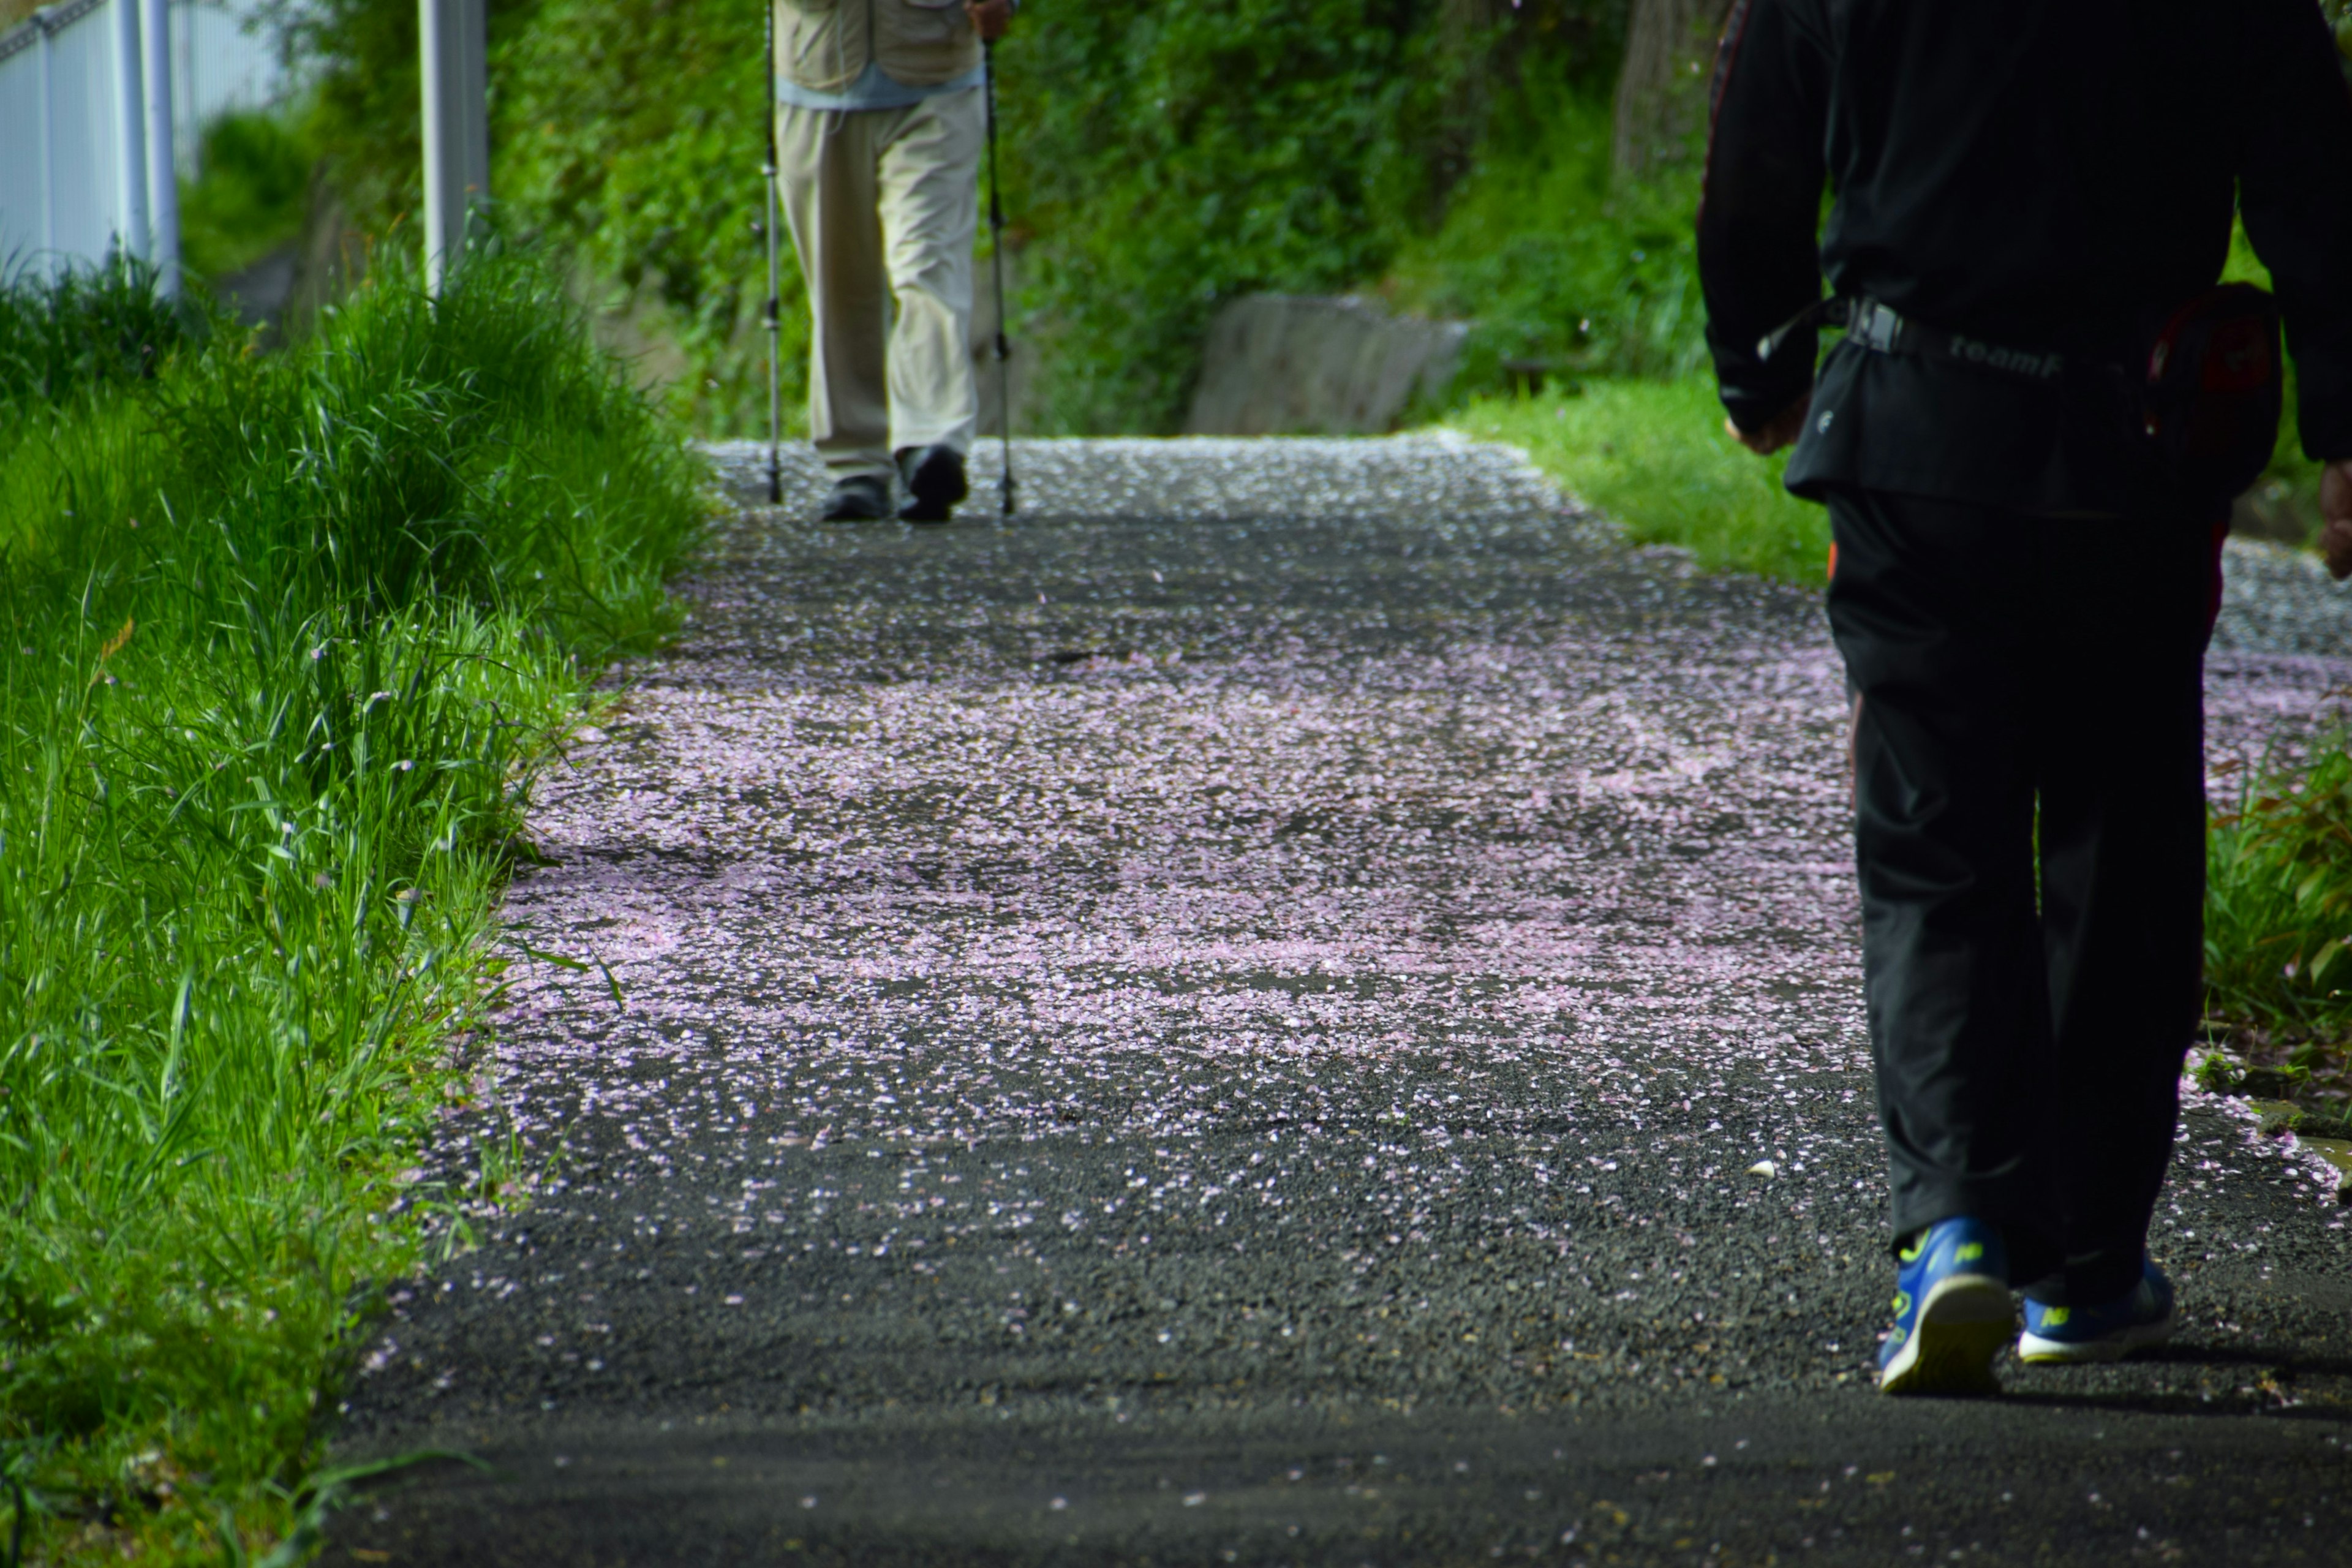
[
  {"xmin": 819, "ymin": 474, "xmax": 892, "ymax": 522},
  {"xmin": 896, "ymin": 445, "xmax": 968, "ymax": 524}
]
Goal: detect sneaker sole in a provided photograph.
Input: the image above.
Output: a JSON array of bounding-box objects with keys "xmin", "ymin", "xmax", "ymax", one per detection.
[
  {"xmin": 1879, "ymin": 1273, "xmax": 2012, "ymax": 1396},
  {"xmin": 2016, "ymin": 1310, "xmax": 2176, "ymax": 1365}
]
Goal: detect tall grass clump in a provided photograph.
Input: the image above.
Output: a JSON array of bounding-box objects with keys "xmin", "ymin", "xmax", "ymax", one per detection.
[
  {"xmin": 0, "ymin": 244, "xmax": 708, "ymax": 1561},
  {"xmin": 2205, "ymin": 747, "xmax": 2352, "ymax": 1076},
  {"xmin": 0, "ymin": 256, "xmax": 202, "ymax": 407}
]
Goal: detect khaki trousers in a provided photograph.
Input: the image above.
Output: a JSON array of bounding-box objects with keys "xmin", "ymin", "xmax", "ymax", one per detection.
[{"xmin": 777, "ymin": 91, "xmax": 982, "ymax": 481}]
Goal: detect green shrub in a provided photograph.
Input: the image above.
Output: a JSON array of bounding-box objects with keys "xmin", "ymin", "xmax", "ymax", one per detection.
[
  {"xmin": 0, "ymin": 246, "xmax": 708, "ymax": 1561},
  {"xmin": 1389, "ymin": 80, "xmax": 1708, "ymax": 394},
  {"xmin": 994, "ymin": 0, "xmax": 1630, "ymax": 429},
  {"xmin": 1003, "ymin": 0, "xmax": 1455, "ymax": 431},
  {"xmin": 177, "ymin": 110, "xmax": 317, "ymax": 284}
]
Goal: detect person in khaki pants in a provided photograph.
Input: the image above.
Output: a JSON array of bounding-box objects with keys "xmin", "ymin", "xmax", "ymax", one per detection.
[{"xmin": 774, "ymin": 0, "xmax": 1014, "ymax": 523}]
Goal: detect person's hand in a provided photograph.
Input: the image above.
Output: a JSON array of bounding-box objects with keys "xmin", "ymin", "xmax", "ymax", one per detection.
[
  {"xmin": 2323, "ymin": 459, "xmax": 2352, "ymax": 580},
  {"xmin": 1725, "ymin": 391, "xmax": 1810, "ymax": 456},
  {"xmin": 966, "ymin": 0, "xmax": 1012, "ymax": 42}
]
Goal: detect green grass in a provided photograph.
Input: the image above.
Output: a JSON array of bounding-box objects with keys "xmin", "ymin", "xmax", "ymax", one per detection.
[
  {"xmin": 2206, "ymin": 747, "xmax": 2352, "ymax": 1074},
  {"xmin": 1448, "ymin": 377, "xmax": 1831, "ymax": 582},
  {"xmin": 0, "ymin": 258, "xmax": 202, "ymax": 406},
  {"xmin": 0, "ymin": 246, "xmax": 709, "ymax": 1562}
]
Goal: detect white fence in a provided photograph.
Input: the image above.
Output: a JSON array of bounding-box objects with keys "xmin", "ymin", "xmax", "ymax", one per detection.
[
  {"xmin": 169, "ymin": 0, "xmax": 292, "ymax": 172},
  {"xmin": 0, "ymin": 0, "xmax": 296, "ymax": 285}
]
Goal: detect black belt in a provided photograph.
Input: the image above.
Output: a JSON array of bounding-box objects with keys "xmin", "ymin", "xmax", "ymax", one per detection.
[{"xmin": 1758, "ymin": 296, "xmax": 2068, "ymax": 383}]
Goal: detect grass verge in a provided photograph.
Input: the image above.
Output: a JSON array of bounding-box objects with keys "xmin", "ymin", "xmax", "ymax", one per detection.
[
  {"xmin": 1448, "ymin": 376, "xmax": 1831, "ymax": 582},
  {"xmin": 2205, "ymin": 743, "xmax": 2352, "ymax": 1104},
  {"xmin": 0, "ymin": 244, "xmax": 709, "ymax": 1562}
]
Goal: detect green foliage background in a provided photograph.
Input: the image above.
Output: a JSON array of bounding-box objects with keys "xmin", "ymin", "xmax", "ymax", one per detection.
[
  {"xmin": 175, "ymin": 111, "xmax": 316, "ymax": 283},
  {"xmin": 292, "ymin": 0, "xmax": 1649, "ymax": 435},
  {"xmin": 995, "ymin": 0, "xmax": 1613, "ymax": 431},
  {"xmin": 277, "ymin": 0, "xmax": 2352, "ymax": 441}
]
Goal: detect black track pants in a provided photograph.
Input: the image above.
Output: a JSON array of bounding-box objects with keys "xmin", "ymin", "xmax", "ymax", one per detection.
[{"xmin": 1825, "ymin": 489, "xmax": 2211, "ymax": 1305}]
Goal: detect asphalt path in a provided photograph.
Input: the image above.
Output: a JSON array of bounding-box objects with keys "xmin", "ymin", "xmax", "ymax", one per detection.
[{"xmin": 330, "ymin": 439, "xmax": 2352, "ymax": 1566}]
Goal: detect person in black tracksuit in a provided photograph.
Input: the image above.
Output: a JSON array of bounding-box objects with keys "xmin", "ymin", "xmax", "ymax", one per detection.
[{"xmin": 1699, "ymin": 0, "xmax": 2352, "ymax": 1384}]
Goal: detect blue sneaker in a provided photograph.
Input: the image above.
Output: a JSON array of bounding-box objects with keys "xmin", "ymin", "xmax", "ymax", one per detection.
[
  {"xmin": 2017, "ymin": 1257, "xmax": 2175, "ymax": 1365},
  {"xmin": 1877, "ymin": 1217, "xmax": 2013, "ymax": 1396}
]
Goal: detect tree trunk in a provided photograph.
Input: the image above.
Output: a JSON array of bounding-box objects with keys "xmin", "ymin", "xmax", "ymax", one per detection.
[{"xmin": 1611, "ymin": 0, "xmax": 1735, "ymax": 178}]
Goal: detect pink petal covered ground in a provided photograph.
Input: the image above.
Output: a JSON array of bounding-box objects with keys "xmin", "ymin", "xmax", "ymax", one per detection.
[{"xmin": 353, "ymin": 439, "xmax": 2352, "ymax": 1444}]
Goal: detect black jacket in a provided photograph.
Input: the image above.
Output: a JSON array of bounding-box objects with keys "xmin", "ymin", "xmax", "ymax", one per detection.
[{"xmin": 1698, "ymin": 0, "xmax": 2352, "ymax": 514}]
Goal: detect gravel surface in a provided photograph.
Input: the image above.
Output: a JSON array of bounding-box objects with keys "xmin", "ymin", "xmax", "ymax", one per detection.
[
  {"xmin": 2215, "ymin": 536, "xmax": 2352, "ymax": 663},
  {"xmin": 331, "ymin": 439, "xmax": 2352, "ymax": 1566}
]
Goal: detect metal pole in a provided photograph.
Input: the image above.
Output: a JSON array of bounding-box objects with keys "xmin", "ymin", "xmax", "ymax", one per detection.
[
  {"xmin": 761, "ymin": 0, "xmax": 783, "ymax": 505},
  {"xmin": 113, "ymin": 0, "xmax": 150, "ymax": 265},
  {"xmin": 982, "ymin": 39, "xmax": 1014, "ymax": 517},
  {"xmin": 176, "ymin": 0, "xmax": 194, "ymax": 179},
  {"xmin": 420, "ymin": 0, "xmax": 485, "ymax": 291},
  {"xmin": 141, "ymin": 0, "xmax": 178, "ymax": 295},
  {"xmin": 420, "ymin": 0, "xmax": 454, "ymax": 288},
  {"xmin": 37, "ymin": 15, "xmax": 55, "ymax": 281}
]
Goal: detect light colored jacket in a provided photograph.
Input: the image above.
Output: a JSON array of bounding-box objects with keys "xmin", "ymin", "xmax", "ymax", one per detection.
[{"xmin": 775, "ymin": 0, "xmax": 980, "ymax": 93}]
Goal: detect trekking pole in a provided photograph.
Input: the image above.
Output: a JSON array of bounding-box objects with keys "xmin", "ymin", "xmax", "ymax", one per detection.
[
  {"xmin": 982, "ymin": 38, "xmax": 1016, "ymax": 517},
  {"xmin": 760, "ymin": 0, "xmax": 785, "ymax": 505}
]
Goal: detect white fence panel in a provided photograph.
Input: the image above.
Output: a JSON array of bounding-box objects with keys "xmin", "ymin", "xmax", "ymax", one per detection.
[
  {"xmin": 0, "ymin": 0, "xmax": 293, "ymax": 282},
  {"xmin": 0, "ymin": 36, "xmax": 47, "ymax": 270},
  {"xmin": 0, "ymin": 0, "xmax": 126, "ymax": 279},
  {"xmin": 173, "ymin": 0, "xmax": 295, "ymax": 172}
]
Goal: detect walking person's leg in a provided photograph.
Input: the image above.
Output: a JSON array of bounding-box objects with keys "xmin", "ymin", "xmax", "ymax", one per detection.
[
  {"xmin": 2015, "ymin": 514, "xmax": 2209, "ymax": 1359},
  {"xmin": 1826, "ymin": 488, "xmax": 2061, "ymax": 1394},
  {"xmin": 775, "ymin": 102, "xmax": 897, "ymax": 518},
  {"xmin": 874, "ymin": 87, "xmax": 982, "ymax": 522}
]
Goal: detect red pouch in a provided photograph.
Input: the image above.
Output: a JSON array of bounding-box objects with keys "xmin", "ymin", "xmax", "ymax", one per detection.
[{"xmin": 2144, "ymin": 282, "xmax": 2284, "ymax": 505}]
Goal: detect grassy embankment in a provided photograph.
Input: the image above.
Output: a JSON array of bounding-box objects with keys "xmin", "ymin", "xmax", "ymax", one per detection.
[
  {"xmin": 2207, "ymin": 750, "xmax": 2352, "ymax": 1100},
  {"xmin": 0, "ymin": 247, "xmax": 707, "ymax": 1562},
  {"xmin": 1455, "ymin": 377, "xmax": 1826, "ymax": 581}
]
